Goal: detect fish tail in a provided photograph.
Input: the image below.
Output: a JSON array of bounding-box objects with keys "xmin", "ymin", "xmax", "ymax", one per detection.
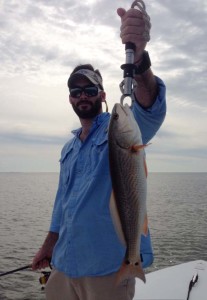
[{"xmin": 116, "ymin": 260, "xmax": 146, "ymax": 286}]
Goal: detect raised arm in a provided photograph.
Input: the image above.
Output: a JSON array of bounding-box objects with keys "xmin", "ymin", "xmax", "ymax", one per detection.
[{"xmin": 117, "ymin": 7, "xmax": 158, "ymax": 108}]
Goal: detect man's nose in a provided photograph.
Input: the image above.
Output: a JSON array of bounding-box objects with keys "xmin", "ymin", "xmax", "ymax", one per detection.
[{"xmin": 79, "ymin": 91, "xmax": 88, "ymax": 99}]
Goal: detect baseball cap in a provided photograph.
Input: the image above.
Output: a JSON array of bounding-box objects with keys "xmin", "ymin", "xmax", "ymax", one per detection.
[{"xmin": 67, "ymin": 69, "xmax": 103, "ymax": 90}]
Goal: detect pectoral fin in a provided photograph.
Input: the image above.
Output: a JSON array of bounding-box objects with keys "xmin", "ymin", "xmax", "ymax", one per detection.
[{"xmin": 130, "ymin": 143, "xmax": 151, "ymax": 153}]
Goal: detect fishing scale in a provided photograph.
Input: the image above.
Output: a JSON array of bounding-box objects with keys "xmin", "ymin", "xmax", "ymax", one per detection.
[{"xmin": 120, "ymin": 0, "xmax": 150, "ymax": 104}]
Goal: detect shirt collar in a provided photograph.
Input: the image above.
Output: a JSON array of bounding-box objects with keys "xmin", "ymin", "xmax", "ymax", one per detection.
[{"xmin": 71, "ymin": 113, "xmax": 109, "ymax": 137}]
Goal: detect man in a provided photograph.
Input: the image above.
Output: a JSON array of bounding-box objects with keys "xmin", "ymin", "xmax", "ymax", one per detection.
[{"xmin": 32, "ymin": 5, "xmax": 166, "ymax": 300}]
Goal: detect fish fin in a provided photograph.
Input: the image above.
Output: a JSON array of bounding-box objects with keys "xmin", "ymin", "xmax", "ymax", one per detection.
[
  {"xmin": 142, "ymin": 214, "xmax": 148, "ymax": 236},
  {"xmin": 116, "ymin": 260, "xmax": 146, "ymax": 286},
  {"xmin": 131, "ymin": 145, "xmax": 145, "ymax": 152},
  {"xmin": 131, "ymin": 143, "xmax": 151, "ymax": 153}
]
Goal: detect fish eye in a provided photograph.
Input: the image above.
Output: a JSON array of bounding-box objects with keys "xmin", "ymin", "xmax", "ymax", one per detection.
[{"xmin": 113, "ymin": 113, "xmax": 119, "ymax": 120}]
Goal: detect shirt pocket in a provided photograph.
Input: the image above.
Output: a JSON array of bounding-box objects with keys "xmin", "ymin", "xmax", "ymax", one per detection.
[
  {"xmin": 59, "ymin": 146, "xmax": 74, "ymax": 187},
  {"xmin": 90, "ymin": 136, "xmax": 109, "ymax": 174}
]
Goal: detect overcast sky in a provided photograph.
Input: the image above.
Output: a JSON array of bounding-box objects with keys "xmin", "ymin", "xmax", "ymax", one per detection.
[{"xmin": 0, "ymin": 0, "xmax": 206, "ymax": 172}]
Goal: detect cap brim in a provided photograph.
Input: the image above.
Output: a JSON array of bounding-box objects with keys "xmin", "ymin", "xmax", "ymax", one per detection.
[{"xmin": 68, "ymin": 73, "xmax": 97, "ymax": 88}]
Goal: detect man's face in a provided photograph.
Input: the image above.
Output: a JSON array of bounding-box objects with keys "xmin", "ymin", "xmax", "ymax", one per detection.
[{"xmin": 69, "ymin": 77, "xmax": 105, "ymax": 119}]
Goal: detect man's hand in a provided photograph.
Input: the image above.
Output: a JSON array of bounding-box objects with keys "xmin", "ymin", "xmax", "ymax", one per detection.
[
  {"xmin": 117, "ymin": 7, "xmax": 151, "ymax": 63},
  {"xmin": 32, "ymin": 248, "xmax": 52, "ymax": 270},
  {"xmin": 32, "ymin": 231, "xmax": 58, "ymax": 270}
]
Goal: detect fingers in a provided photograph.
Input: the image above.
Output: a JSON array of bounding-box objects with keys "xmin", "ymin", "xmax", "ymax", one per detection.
[
  {"xmin": 117, "ymin": 6, "xmax": 151, "ymax": 53},
  {"xmin": 121, "ymin": 21, "xmax": 148, "ymax": 42},
  {"xmin": 121, "ymin": 33, "xmax": 147, "ymax": 48},
  {"xmin": 117, "ymin": 8, "xmax": 126, "ymax": 18},
  {"xmin": 119, "ymin": 7, "xmax": 148, "ymax": 22},
  {"xmin": 32, "ymin": 258, "xmax": 50, "ymax": 270},
  {"xmin": 120, "ymin": 14, "xmax": 151, "ymax": 33},
  {"xmin": 32, "ymin": 252, "xmax": 51, "ymax": 271}
]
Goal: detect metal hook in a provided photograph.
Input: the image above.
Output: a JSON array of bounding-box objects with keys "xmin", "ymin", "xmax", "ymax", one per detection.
[{"xmin": 131, "ymin": 0, "xmax": 146, "ymax": 11}]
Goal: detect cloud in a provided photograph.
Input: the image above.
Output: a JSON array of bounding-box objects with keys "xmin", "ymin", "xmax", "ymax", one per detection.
[{"xmin": 0, "ymin": 0, "xmax": 207, "ymax": 172}]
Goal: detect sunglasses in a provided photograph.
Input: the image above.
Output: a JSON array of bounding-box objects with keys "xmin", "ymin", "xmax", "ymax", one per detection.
[{"xmin": 69, "ymin": 86, "xmax": 100, "ymax": 98}]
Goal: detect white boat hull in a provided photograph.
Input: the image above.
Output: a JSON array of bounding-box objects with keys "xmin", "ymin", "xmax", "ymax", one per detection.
[{"xmin": 134, "ymin": 260, "xmax": 207, "ymax": 300}]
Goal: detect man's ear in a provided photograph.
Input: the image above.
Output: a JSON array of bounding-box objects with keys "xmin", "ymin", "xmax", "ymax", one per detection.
[
  {"xmin": 100, "ymin": 91, "xmax": 108, "ymax": 112},
  {"xmin": 100, "ymin": 91, "xmax": 106, "ymax": 102}
]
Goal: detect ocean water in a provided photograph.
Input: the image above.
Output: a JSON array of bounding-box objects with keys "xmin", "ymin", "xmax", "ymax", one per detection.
[{"xmin": 0, "ymin": 172, "xmax": 207, "ymax": 300}]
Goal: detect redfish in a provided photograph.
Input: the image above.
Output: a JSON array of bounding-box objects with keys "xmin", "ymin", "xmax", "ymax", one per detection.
[{"xmin": 108, "ymin": 103, "xmax": 148, "ymax": 284}]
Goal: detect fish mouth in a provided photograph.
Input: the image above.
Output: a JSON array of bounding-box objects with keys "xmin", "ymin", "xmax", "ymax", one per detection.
[
  {"xmin": 114, "ymin": 103, "xmax": 129, "ymax": 117},
  {"xmin": 119, "ymin": 104, "xmax": 128, "ymax": 116}
]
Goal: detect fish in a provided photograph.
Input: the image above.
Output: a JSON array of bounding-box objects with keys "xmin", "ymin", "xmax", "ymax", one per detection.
[{"xmin": 108, "ymin": 103, "xmax": 148, "ymax": 284}]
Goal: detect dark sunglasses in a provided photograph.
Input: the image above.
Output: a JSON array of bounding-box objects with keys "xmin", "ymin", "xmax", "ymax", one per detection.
[{"xmin": 69, "ymin": 86, "xmax": 100, "ymax": 98}]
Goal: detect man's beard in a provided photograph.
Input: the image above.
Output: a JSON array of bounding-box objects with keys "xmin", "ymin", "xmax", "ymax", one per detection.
[{"xmin": 71, "ymin": 97, "xmax": 102, "ymax": 119}]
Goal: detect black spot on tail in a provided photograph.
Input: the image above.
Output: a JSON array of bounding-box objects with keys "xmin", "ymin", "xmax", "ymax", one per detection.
[{"xmin": 125, "ymin": 260, "xmax": 139, "ymax": 266}]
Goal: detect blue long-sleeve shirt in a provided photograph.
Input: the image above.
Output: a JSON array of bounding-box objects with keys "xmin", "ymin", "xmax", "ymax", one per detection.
[{"xmin": 50, "ymin": 77, "xmax": 166, "ymax": 277}]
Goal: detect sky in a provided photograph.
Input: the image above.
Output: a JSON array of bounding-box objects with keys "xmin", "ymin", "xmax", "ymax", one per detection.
[{"xmin": 0, "ymin": 0, "xmax": 207, "ymax": 173}]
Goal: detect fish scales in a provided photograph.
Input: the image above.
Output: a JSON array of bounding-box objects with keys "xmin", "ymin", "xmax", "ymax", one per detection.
[
  {"xmin": 110, "ymin": 141, "xmax": 146, "ymax": 260},
  {"xmin": 108, "ymin": 103, "xmax": 147, "ymax": 284}
]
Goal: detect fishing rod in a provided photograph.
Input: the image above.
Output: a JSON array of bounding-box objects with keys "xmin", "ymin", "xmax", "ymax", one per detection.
[
  {"xmin": 0, "ymin": 264, "xmax": 32, "ymax": 277},
  {"xmin": 0, "ymin": 261, "xmax": 52, "ymax": 287}
]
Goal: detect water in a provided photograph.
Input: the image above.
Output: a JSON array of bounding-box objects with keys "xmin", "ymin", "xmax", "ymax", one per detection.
[
  {"xmin": 0, "ymin": 173, "xmax": 56, "ymax": 300},
  {"xmin": 0, "ymin": 172, "xmax": 207, "ymax": 300}
]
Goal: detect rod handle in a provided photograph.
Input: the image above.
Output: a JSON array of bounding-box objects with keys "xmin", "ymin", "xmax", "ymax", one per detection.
[{"xmin": 125, "ymin": 42, "xmax": 136, "ymax": 51}]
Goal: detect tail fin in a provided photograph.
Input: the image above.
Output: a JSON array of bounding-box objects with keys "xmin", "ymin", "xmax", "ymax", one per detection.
[{"xmin": 116, "ymin": 261, "xmax": 146, "ymax": 286}]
